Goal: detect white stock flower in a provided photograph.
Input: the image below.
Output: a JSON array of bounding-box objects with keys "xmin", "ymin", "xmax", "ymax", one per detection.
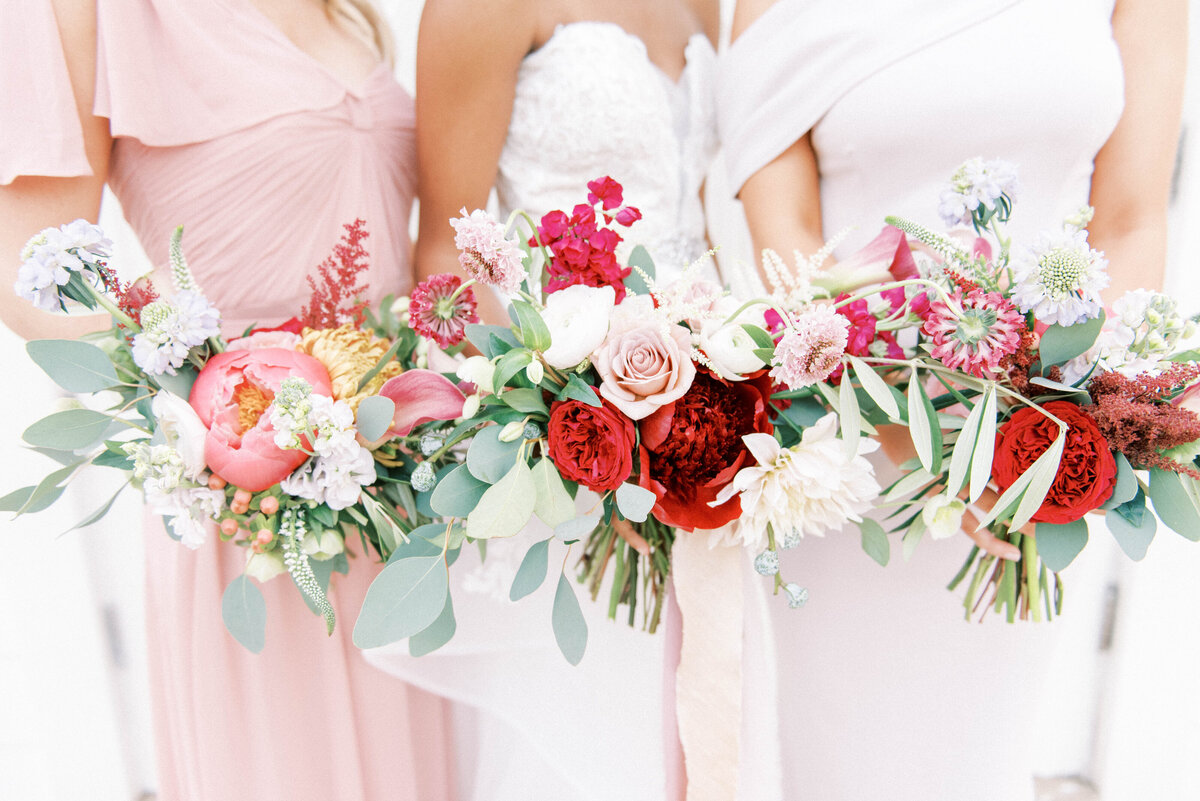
[
  {"xmin": 1010, "ymin": 228, "xmax": 1108, "ymax": 326},
  {"xmin": 542, "ymin": 283, "xmax": 616, "ymax": 369},
  {"xmin": 159, "ymin": 487, "xmax": 224, "ymax": 549},
  {"xmin": 937, "ymin": 158, "xmax": 1020, "ymax": 228},
  {"xmin": 710, "ymin": 414, "xmax": 880, "ymax": 551},
  {"xmin": 279, "ymin": 395, "xmax": 376, "ymax": 510},
  {"xmin": 269, "ymin": 377, "xmax": 315, "ymax": 450},
  {"xmin": 151, "ymin": 391, "xmax": 208, "ymax": 481},
  {"xmin": 922, "ymin": 494, "xmax": 967, "ymax": 540},
  {"xmin": 131, "ymin": 291, "xmax": 222, "ymax": 376},
  {"xmin": 1061, "ymin": 289, "xmax": 1196, "ymax": 382}
]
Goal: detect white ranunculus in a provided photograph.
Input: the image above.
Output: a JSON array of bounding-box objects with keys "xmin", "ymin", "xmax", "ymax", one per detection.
[
  {"xmin": 456, "ymin": 355, "xmax": 496, "ymax": 395},
  {"xmin": 245, "ymin": 550, "xmax": 287, "ymax": 583},
  {"xmin": 698, "ymin": 299, "xmax": 768, "ymax": 381},
  {"xmin": 922, "ymin": 494, "xmax": 967, "ymax": 540},
  {"xmin": 302, "ymin": 529, "xmax": 345, "ymax": 561},
  {"xmin": 542, "ymin": 284, "xmax": 616, "ymax": 369},
  {"xmin": 152, "ymin": 391, "xmax": 209, "ymax": 480}
]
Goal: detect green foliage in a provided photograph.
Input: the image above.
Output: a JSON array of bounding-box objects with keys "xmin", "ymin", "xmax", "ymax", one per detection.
[
  {"xmin": 552, "ymin": 573, "xmax": 587, "ymax": 665},
  {"xmin": 557, "ymin": 373, "xmax": 602, "ymax": 407},
  {"xmin": 26, "ymin": 339, "xmax": 119, "ymax": 393},
  {"xmin": 222, "ymin": 576, "xmax": 267, "ymax": 653},
  {"xmin": 1034, "ymin": 520, "xmax": 1089, "ymax": 572},
  {"xmin": 511, "ymin": 299, "xmax": 552, "ymax": 352},
  {"xmin": 531, "ymin": 458, "xmax": 575, "ymax": 528},
  {"xmin": 354, "ymin": 555, "xmax": 450, "ymax": 648},
  {"xmin": 466, "ymin": 460, "xmax": 536, "ymax": 539},
  {"xmin": 906, "ymin": 377, "xmax": 943, "ymax": 475},
  {"xmin": 22, "ymin": 409, "xmax": 112, "ymax": 451},
  {"xmin": 1106, "ymin": 499, "xmax": 1157, "ymax": 561},
  {"xmin": 1148, "ymin": 468, "xmax": 1200, "ymax": 541},
  {"xmin": 624, "ymin": 245, "xmax": 656, "ymax": 296},
  {"xmin": 466, "ymin": 425, "xmax": 523, "ymax": 483},
  {"xmin": 510, "ymin": 538, "xmax": 551, "ymax": 601},
  {"xmin": 429, "ymin": 465, "xmax": 490, "ymax": 518},
  {"xmin": 409, "ymin": 593, "xmax": 457, "ymax": 657},
  {"xmin": 859, "ymin": 519, "xmax": 890, "ymax": 567},
  {"xmin": 1038, "ymin": 310, "xmax": 1105, "ymax": 367},
  {"xmin": 355, "ymin": 395, "xmax": 396, "ymax": 442},
  {"xmin": 615, "ymin": 482, "xmax": 656, "ymax": 523}
]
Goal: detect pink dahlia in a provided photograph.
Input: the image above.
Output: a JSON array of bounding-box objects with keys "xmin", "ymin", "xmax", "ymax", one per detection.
[
  {"xmin": 922, "ymin": 289, "xmax": 1024, "ymax": 377},
  {"xmin": 769, "ymin": 306, "xmax": 851, "ymax": 390},
  {"xmin": 408, "ymin": 273, "xmax": 480, "ymax": 349},
  {"xmin": 450, "ymin": 208, "xmax": 527, "ymax": 295}
]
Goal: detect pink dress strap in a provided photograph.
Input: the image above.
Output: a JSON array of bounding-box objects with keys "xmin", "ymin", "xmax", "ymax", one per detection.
[{"xmin": 0, "ymin": 0, "xmax": 93, "ymax": 184}]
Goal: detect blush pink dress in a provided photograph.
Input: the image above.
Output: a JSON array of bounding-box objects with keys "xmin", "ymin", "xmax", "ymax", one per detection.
[{"xmin": 2, "ymin": 2, "xmax": 455, "ymax": 799}]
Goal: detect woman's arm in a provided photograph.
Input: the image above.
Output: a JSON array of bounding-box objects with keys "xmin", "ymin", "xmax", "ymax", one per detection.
[
  {"xmin": 413, "ymin": 0, "xmax": 537, "ymax": 324},
  {"xmin": 0, "ymin": 0, "xmax": 111, "ymax": 340},
  {"xmin": 1088, "ymin": 0, "xmax": 1187, "ymax": 299}
]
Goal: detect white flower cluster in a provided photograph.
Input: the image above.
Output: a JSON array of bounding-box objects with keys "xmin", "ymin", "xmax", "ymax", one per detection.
[
  {"xmin": 14, "ymin": 220, "xmax": 112, "ymax": 311},
  {"xmin": 1066, "ymin": 290, "xmax": 1199, "ymax": 381},
  {"xmin": 130, "ymin": 290, "xmax": 221, "ymax": 375},
  {"xmin": 1010, "ymin": 228, "xmax": 1109, "ymax": 326},
  {"xmin": 278, "ymin": 393, "xmax": 376, "ymax": 510},
  {"xmin": 269, "ymin": 377, "xmax": 317, "ymax": 450},
  {"xmin": 937, "ymin": 158, "xmax": 1020, "ymax": 228}
]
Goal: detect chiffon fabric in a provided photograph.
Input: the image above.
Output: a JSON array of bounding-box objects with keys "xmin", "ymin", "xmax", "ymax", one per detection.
[
  {"xmin": 1, "ymin": 2, "xmax": 455, "ymax": 799},
  {"xmin": 719, "ymin": 0, "xmax": 1123, "ymax": 799},
  {"xmin": 365, "ymin": 22, "xmax": 782, "ymax": 801}
]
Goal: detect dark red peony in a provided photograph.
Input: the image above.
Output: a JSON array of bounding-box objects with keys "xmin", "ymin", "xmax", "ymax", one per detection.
[
  {"xmin": 991, "ymin": 400, "xmax": 1117, "ymax": 525},
  {"xmin": 638, "ymin": 370, "xmax": 774, "ymax": 531},
  {"xmin": 547, "ymin": 399, "xmax": 636, "ymax": 493}
]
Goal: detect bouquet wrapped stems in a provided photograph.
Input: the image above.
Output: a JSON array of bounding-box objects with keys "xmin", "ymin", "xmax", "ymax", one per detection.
[
  {"xmin": 948, "ymin": 529, "xmax": 1063, "ymax": 623},
  {"xmin": 580, "ymin": 517, "xmax": 675, "ymax": 632}
]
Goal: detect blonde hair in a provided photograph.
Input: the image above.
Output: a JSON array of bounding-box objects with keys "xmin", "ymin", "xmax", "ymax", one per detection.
[{"xmin": 324, "ymin": 0, "xmax": 395, "ymax": 65}]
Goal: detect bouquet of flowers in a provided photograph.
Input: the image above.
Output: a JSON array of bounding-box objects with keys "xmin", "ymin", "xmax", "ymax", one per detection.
[
  {"xmin": 355, "ymin": 178, "xmax": 888, "ymax": 664},
  {"xmin": 6, "ymin": 220, "xmax": 467, "ymax": 650},
  {"xmin": 792, "ymin": 158, "xmax": 1200, "ymax": 621}
]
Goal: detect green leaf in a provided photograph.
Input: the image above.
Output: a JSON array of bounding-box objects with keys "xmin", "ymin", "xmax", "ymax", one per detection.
[
  {"xmin": 222, "ymin": 576, "xmax": 266, "ymax": 654},
  {"xmin": 839, "ymin": 373, "xmax": 861, "ymax": 461},
  {"xmin": 22, "ymin": 409, "xmax": 112, "ymax": 451},
  {"xmin": 558, "ymin": 374, "xmax": 602, "ymax": 407},
  {"xmin": 500, "ymin": 387, "xmax": 548, "ymax": 415},
  {"xmin": 493, "ymin": 348, "xmax": 534, "ymax": 390},
  {"xmin": 353, "ymin": 337, "xmax": 403, "ymax": 394},
  {"xmin": 555, "ymin": 515, "xmax": 600, "ymax": 542},
  {"xmin": 968, "ymin": 388, "xmax": 998, "ymax": 503},
  {"xmin": 1038, "ymin": 311, "xmax": 1105, "ymax": 367},
  {"xmin": 1102, "ymin": 453, "xmax": 1138, "ymax": 510},
  {"xmin": 0, "ymin": 486, "xmax": 36, "ymax": 514},
  {"xmin": 901, "ymin": 517, "xmax": 926, "ymax": 561},
  {"xmin": 353, "ymin": 554, "xmax": 449, "ymax": 648},
  {"xmin": 860, "ymin": 518, "xmax": 890, "ymax": 566},
  {"xmin": 465, "ymin": 460, "xmax": 536, "ymax": 539},
  {"xmin": 510, "ymin": 538, "xmax": 552, "ymax": 601},
  {"xmin": 429, "ymin": 465, "xmax": 490, "ymax": 518},
  {"xmin": 465, "ymin": 324, "xmax": 521, "ymax": 358},
  {"xmin": 91, "ymin": 445, "xmax": 134, "ymax": 470},
  {"xmin": 14, "ymin": 462, "xmax": 83, "ymax": 515},
  {"xmin": 1113, "ymin": 487, "xmax": 1147, "ymax": 528},
  {"xmin": 1107, "ymin": 504, "xmax": 1157, "ymax": 561},
  {"xmin": 1010, "ymin": 432, "xmax": 1066, "ymax": 531},
  {"xmin": 1148, "ymin": 468, "xmax": 1200, "ymax": 541},
  {"xmin": 775, "ymin": 396, "xmax": 827, "ymax": 431},
  {"xmin": 511, "ymin": 299, "xmax": 552, "ymax": 352},
  {"xmin": 740, "ymin": 324, "xmax": 776, "ymax": 350},
  {"xmin": 882, "ymin": 468, "xmax": 937, "ymax": 503},
  {"xmin": 624, "ymin": 245, "xmax": 656, "ymax": 296},
  {"xmin": 409, "ymin": 592, "xmax": 457, "ymax": 657},
  {"xmin": 615, "ymin": 482, "xmax": 656, "ymax": 523},
  {"xmin": 532, "ymin": 458, "xmax": 575, "ymax": 528},
  {"xmin": 947, "ymin": 389, "xmax": 986, "ymax": 498},
  {"xmin": 466, "ymin": 425, "xmax": 523, "ymax": 483},
  {"xmin": 152, "ymin": 367, "xmax": 197, "ymax": 400},
  {"xmin": 849, "ymin": 356, "xmax": 899, "ymax": 419},
  {"xmin": 1035, "ymin": 520, "xmax": 1089, "ymax": 572},
  {"xmin": 361, "ymin": 494, "xmax": 404, "ymax": 555},
  {"xmin": 552, "ymin": 572, "xmax": 588, "ymax": 665},
  {"xmin": 26, "ymin": 339, "xmax": 119, "ymax": 392},
  {"xmin": 65, "ymin": 479, "xmax": 130, "ymax": 532},
  {"xmin": 906, "ymin": 378, "xmax": 941, "ymax": 474},
  {"xmin": 355, "ymin": 395, "xmax": 395, "ymax": 442}
]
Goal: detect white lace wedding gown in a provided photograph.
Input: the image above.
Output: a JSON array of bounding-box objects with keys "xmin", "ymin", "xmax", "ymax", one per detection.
[
  {"xmin": 719, "ymin": 0, "xmax": 1124, "ymax": 799},
  {"xmin": 366, "ymin": 22, "xmax": 781, "ymax": 801}
]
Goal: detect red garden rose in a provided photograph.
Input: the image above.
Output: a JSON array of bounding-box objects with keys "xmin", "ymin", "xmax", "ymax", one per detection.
[
  {"xmin": 638, "ymin": 369, "xmax": 774, "ymax": 531},
  {"xmin": 991, "ymin": 400, "xmax": 1117, "ymax": 525},
  {"xmin": 547, "ymin": 399, "xmax": 636, "ymax": 492}
]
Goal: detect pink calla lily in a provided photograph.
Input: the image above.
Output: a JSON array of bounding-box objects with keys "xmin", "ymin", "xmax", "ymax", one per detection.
[
  {"xmin": 814, "ymin": 225, "xmax": 918, "ymax": 295},
  {"xmin": 378, "ymin": 369, "xmax": 467, "ymax": 438}
]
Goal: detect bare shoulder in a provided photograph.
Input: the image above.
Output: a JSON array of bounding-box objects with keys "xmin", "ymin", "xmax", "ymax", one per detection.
[
  {"xmin": 420, "ymin": 0, "xmax": 538, "ymax": 53},
  {"xmin": 730, "ymin": 0, "xmax": 781, "ymax": 42},
  {"xmin": 686, "ymin": 0, "xmax": 721, "ymax": 45}
]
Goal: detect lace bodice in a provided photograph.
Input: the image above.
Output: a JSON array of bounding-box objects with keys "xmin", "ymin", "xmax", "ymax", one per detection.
[{"xmin": 496, "ymin": 21, "xmax": 718, "ymax": 281}]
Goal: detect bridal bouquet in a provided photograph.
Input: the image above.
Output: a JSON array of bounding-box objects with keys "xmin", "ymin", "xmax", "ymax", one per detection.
[
  {"xmin": 7, "ymin": 220, "xmax": 467, "ymax": 649},
  {"xmin": 795, "ymin": 159, "xmax": 1200, "ymax": 621},
  {"xmin": 353, "ymin": 178, "xmax": 885, "ymax": 664}
]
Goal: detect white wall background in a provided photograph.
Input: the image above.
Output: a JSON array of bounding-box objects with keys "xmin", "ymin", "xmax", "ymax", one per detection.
[{"xmin": 1, "ymin": 2, "xmax": 1197, "ymax": 800}]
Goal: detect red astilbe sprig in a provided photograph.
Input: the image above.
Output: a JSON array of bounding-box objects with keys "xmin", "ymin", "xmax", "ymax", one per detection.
[
  {"xmin": 97, "ymin": 264, "xmax": 159, "ymax": 327},
  {"xmin": 1082, "ymin": 364, "xmax": 1200, "ymax": 479},
  {"xmin": 300, "ymin": 219, "xmax": 371, "ymax": 329}
]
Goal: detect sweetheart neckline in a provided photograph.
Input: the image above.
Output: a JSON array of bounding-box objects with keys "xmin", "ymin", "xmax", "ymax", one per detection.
[{"xmin": 530, "ymin": 20, "xmax": 713, "ymax": 89}]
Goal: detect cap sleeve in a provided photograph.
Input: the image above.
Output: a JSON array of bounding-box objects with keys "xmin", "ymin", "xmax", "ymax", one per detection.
[{"xmin": 0, "ymin": 0, "xmax": 94, "ymax": 185}]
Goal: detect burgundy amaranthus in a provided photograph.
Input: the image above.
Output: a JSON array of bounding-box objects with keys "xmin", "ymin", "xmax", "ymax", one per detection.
[
  {"xmin": 98, "ymin": 265, "xmax": 159, "ymax": 327},
  {"xmin": 1083, "ymin": 364, "xmax": 1200, "ymax": 478},
  {"xmin": 300, "ymin": 219, "xmax": 371, "ymax": 329}
]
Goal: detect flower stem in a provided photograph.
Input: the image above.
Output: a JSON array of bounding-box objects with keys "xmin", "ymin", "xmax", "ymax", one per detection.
[{"xmin": 83, "ymin": 278, "xmax": 140, "ymax": 332}]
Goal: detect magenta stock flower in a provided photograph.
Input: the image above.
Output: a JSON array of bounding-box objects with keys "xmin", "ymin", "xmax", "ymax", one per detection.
[
  {"xmin": 769, "ymin": 306, "xmax": 851, "ymax": 390},
  {"xmin": 587, "ymin": 176, "xmax": 624, "ymax": 210},
  {"xmin": 922, "ymin": 289, "xmax": 1024, "ymax": 377},
  {"xmin": 450, "ymin": 208, "xmax": 527, "ymax": 295},
  {"xmin": 408, "ymin": 273, "xmax": 480, "ymax": 349}
]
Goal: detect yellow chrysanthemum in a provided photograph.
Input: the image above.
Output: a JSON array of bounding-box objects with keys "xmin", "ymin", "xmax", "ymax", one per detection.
[{"xmin": 297, "ymin": 324, "xmax": 401, "ymax": 410}]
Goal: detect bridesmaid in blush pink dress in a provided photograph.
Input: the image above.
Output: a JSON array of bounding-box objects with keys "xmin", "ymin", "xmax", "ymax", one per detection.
[{"xmin": 0, "ymin": 2, "xmax": 455, "ymax": 799}]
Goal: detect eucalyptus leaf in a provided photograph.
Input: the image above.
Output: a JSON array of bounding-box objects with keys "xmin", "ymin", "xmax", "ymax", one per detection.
[
  {"xmin": 15, "ymin": 462, "xmax": 83, "ymax": 515},
  {"xmin": 510, "ymin": 538, "xmax": 552, "ymax": 601},
  {"xmin": 65, "ymin": 479, "xmax": 131, "ymax": 532},
  {"xmin": 776, "ymin": 396, "xmax": 828, "ymax": 431},
  {"xmin": 1148, "ymin": 468, "xmax": 1200, "ymax": 541},
  {"xmin": 152, "ymin": 367, "xmax": 197, "ymax": 400},
  {"xmin": 552, "ymin": 572, "xmax": 588, "ymax": 665},
  {"xmin": 555, "ymin": 515, "xmax": 601, "ymax": 542},
  {"xmin": 466, "ymin": 425, "xmax": 523, "ymax": 483},
  {"xmin": 465, "ymin": 324, "xmax": 522, "ymax": 358},
  {"xmin": 859, "ymin": 519, "xmax": 890, "ymax": 567},
  {"xmin": 1114, "ymin": 488, "xmax": 1148, "ymax": 528},
  {"xmin": 222, "ymin": 575, "xmax": 266, "ymax": 654},
  {"xmin": 356, "ymin": 395, "xmax": 396, "ymax": 442},
  {"xmin": 1102, "ymin": 453, "xmax": 1138, "ymax": 510},
  {"xmin": 1107, "ymin": 504, "xmax": 1157, "ymax": 561},
  {"xmin": 615, "ymin": 482, "xmax": 656, "ymax": 523},
  {"xmin": 465, "ymin": 460, "xmax": 536, "ymax": 539},
  {"xmin": 354, "ymin": 554, "xmax": 449, "ymax": 648},
  {"xmin": 26, "ymin": 339, "xmax": 119, "ymax": 392},
  {"xmin": 1038, "ymin": 310, "xmax": 1105, "ymax": 367},
  {"xmin": 1034, "ymin": 519, "xmax": 1089, "ymax": 572},
  {"xmin": 409, "ymin": 592, "xmax": 457, "ymax": 657},
  {"xmin": 22, "ymin": 409, "xmax": 113, "ymax": 451},
  {"xmin": 532, "ymin": 458, "xmax": 575, "ymax": 528},
  {"xmin": 625, "ymin": 245, "xmax": 656, "ymax": 296},
  {"xmin": 429, "ymin": 465, "xmax": 490, "ymax": 518},
  {"xmin": 511, "ymin": 299, "xmax": 552, "ymax": 352},
  {"xmin": 849, "ymin": 356, "xmax": 899, "ymax": 419}
]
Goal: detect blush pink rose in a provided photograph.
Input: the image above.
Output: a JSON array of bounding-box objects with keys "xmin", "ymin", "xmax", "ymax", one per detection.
[
  {"xmin": 189, "ymin": 348, "xmax": 333, "ymax": 491},
  {"xmin": 593, "ymin": 298, "xmax": 696, "ymax": 421}
]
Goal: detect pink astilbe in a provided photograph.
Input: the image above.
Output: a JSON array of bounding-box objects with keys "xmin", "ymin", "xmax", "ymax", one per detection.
[
  {"xmin": 450, "ymin": 209, "xmax": 526, "ymax": 295},
  {"xmin": 922, "ymin": 288, "xmax": 1024, "ymax": 378},
  {"xmin": 301, "ymin": 219, "xmax": 371, "ymax": 329},
  {"xmin": 408, "ymin": 273, "xmax": 479, "ymax": 349},
  {"xmin": 770, "ymin": 306, "xmax": 851, "ymax": 390},
  {"xmin": 1083, "ymin": 365, "xmax": 1200, "ymax": 478}
]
